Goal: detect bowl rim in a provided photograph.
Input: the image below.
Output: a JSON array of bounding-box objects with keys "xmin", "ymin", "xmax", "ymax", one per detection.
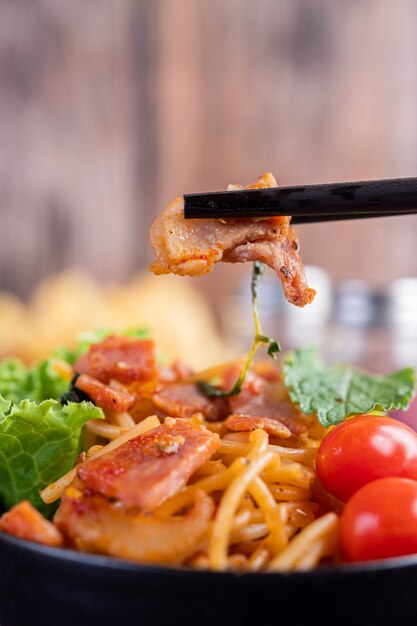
[{"xmin": 2, "ymin": 531, "xmax": 417, "ymax": 579}]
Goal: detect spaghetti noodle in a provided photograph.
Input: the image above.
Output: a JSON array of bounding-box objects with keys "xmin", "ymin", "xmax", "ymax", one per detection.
[{"xmin": 36, "ymin": 382, "xmax": 339, "ymax": 572}]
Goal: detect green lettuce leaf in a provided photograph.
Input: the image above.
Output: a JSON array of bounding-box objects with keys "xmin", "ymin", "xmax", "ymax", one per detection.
[
  {"xmin": 283, "ymin": 346, "xmax": 416, "ymax": 427},
  {"xmin": 0, "ymin": 395, "xmax": 103, "ymax": 514},
  {"xmin": 0, "ymin": 358, "xmax": 69, "ymax": 404}
]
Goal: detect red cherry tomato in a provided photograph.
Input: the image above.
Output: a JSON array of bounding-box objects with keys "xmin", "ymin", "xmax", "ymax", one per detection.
[
  {"xmin": 340, "ymin": 477, "xmax": 417, "ymax": 562},
  {"xmin": 316, "ymin": 415, "xmax": 417, "ymax": 502}
]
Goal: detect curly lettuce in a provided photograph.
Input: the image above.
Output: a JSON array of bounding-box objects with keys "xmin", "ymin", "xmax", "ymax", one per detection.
[
  {"xmin": 0, "ymin": 358, "xmax": 69, "ymax": 404},
  {"xmin": 0, "ymin": 395, "xmax": 103, "ymax": 515}
]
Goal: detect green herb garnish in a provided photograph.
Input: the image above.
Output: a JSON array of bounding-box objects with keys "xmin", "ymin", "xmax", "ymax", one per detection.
[
  {"xmin": 283, "ymin": 346, "xmax": 416, "ymax": 427},
  {"xmin": 199, "ymin": 261, "xmax": 280, "ymax": 397}
]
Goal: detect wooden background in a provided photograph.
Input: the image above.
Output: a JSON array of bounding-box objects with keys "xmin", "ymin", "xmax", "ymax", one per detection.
[{"xmin": 0, "ymin": 0, "xmax": 417, "ymax": 300}]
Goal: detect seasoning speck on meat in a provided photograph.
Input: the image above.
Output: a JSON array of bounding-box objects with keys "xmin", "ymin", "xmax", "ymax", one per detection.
[
  {"xmin": 149, "ymin": 173, "xmax": 315, "ymax": 307},
  {"xmin": 157, "ymin": 434, "xmax": 185, "ymax": 454}
]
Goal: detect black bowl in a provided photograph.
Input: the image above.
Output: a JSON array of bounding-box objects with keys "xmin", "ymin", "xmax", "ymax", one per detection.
[{"xmin": 1, "ymin": 533, "xmax": 417, "ymax": 626}]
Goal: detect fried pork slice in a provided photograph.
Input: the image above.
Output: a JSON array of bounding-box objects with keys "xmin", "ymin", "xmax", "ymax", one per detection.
[
  {"xmin": 55, "ymin": 489, "xmax": 214, "ymax": 565},
  {"xmin": 149, "ymin": 173, "xmax": 315, "ymax": 307},
  {"xmin": 73, "ymin": 336, "xmax": 157, "ymax": 385},
  {"xmin": 230, "ymin": 396, "xmax": 307, "ymax": 440},
  {"xmin": 75, "ymin": 374, "xmax": 136, "ymax": 412},
  {"xmin": 225, "ymin": 414, "xmax": 292, "ymax": 439},
  {"xmin": 0, "ymin": 500, "xmax": 64, "ymax": 548},
  {"xmin": 77, "ymin": 419, "xmax": 220, "ymax": 511},
  {"xmin": 153, "ymin": 383, "xmax": 225, "ymax": 420},
  {"xmin": 223, "ymin": 365, "xmax": 308, "ymax": 441}
]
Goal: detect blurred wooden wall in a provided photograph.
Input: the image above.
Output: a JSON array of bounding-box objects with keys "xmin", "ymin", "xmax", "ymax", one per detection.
[{"xmin": 0, "ymin": 0, "xmax": 417, "ymax": 298}]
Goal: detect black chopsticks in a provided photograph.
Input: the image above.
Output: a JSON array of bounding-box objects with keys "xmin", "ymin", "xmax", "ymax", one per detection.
[{"xmin": 184, "ymin": 177, "xmax": 417, "ymax": 223}]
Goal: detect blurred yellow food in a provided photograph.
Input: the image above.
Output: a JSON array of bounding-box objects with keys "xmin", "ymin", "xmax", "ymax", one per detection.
[
  {"xmin": 0, "ymin": 292, "xmax": 28, "ymax": 358},
  {"xmin": 0, "ymin": 270, "xmax": 227, "ymax": 370}
]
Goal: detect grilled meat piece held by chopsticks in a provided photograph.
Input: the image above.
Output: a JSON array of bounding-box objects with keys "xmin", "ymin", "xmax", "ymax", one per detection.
[{"xmin": 148, "ymin": 173, "xmax": 315, "ymax": 307}]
